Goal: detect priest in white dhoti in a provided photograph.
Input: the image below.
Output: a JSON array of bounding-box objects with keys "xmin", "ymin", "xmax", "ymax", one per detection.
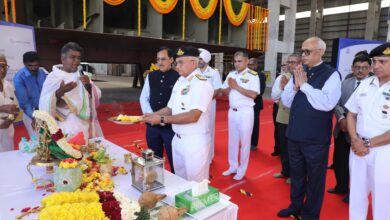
[
  {"xmin": 0, "ymin": 54, "xmax": 18, "ymax": 152},
  {"xmin": 39, "ymin": 42, "xmax": 103, "ymax": 141}
]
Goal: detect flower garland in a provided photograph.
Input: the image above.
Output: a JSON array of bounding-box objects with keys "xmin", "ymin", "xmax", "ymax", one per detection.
[
  {"xmin": 223, "ymin": 0, "xmax": 249, "ymax": 26},
  {"xmin": 59, "ymin": 158, "xmax": 78, "ymax": 169},
  {"xmin": 189, "ymin": 0, "xmax": 218, "ymax": 20},
  {"xmin": 33, "ymin": 110, "xmax": 82, "ymax": 159},
  {"xmin": 39, "ymin": 191, "xmax": 140, "ymax": 220},
  {"xmin": 39, "ymin": 203, "xmax": 108, "ymax": 220},
  {"xmin": 149, "ymin": 0, "xmax": 178, "ymax": 14},
  {"xmin": 104, "ymin": 0, "xmax": 126, "ymax": 6},
  {"xmin": 3, "ymin": 0, "xmax": 9, "ymax": 22}
]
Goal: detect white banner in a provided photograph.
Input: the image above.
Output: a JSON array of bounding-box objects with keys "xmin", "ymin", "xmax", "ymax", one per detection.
[
  {"xmin": 0, "ymin": 21, "xmax": 35, "ymax": 80},
  {"xmin": 337, "ymin": 38, "xmax": 383, "ymax": 80}
]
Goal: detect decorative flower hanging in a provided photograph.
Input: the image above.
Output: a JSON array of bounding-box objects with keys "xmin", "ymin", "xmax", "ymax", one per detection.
[
  {"xmin": 189, "ymin": 0, "xmax": 219, "ymax": 20},
  {"xmin": 149, "ymin": 0, "xmax": 179, "ymax": 14},
  {"xmin": 223, "ymin": 0, "xmax": 249, "ymax": 26},
  {"xmin": 104, "ymin": 0, "xmax": 126, "ymax": 6}
]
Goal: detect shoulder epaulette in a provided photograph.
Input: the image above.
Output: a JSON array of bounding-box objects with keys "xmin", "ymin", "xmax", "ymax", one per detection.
[
  {"xmin": 195, "ymin": 74, "xmax": 207, "ymax": 81},
  {"xmin": 248, "ymin": 69, "xmax": 258, "ymax": 76}
]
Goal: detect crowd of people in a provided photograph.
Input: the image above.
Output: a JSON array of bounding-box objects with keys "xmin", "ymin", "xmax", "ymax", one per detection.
[{"xmin": 0, "ymin": 36, "xmax": 389, "ymax": 219}]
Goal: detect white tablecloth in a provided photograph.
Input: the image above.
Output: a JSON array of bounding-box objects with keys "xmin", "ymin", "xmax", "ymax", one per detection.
[{"xmin": 0, "ymin": 138, "xmax": 238, "ymax": 219}]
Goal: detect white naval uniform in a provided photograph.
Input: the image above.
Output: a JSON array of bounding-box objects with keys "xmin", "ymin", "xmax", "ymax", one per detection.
[
  {"xmin": 201, "ymin": 66, "xmax": 222, "ymax": 164},
  {"xmin": 0, "ymin": 79, "xmax": 16, "ymax": 152},
  {"xmin": 167, "ymin": 69, "xmax": 214, "ymax": 182},
  {"xmin": 345, "ymin": 76, "xmax": 390, "ymax": 220},
  {"xmin": 222, "ymin": 68, "xmax": 260, "ymax": 176}
]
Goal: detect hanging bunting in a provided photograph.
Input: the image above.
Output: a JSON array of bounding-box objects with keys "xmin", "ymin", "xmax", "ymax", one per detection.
[
  {"xmin": 11, "ymin": 0, "xmax": 16, "ymax": 23},
  {"xmin": 104, "ymin": 0, "xmax": 126, "ymax": 6},
  {"xmin": 223, "ymin": 0, "xmax": 249, "ymax": 26},
  {"xmin": 83, "ymin": 0, "xmax": 86, "ymax": 30},
  {"xmin": 149, "ymin": 0, "xmax": 178, "ymax": 14},
  {"xmin": 218, "ymin": 0, "xmax": 222, "ymax": 45},
  {"xmin": 138, "ymin": 0, "xmax": 141, "ymax": 36},
  {"xmin": 3, "ymin": 0, "xmax": 9, "ymax": 22},
  {"xmin": 189, "ymin": 0, "xmax": 218, "ymax": 20},
  {"xmin": 182, "ymin": 0, "xmax": 186, "ymax": 40},
  {"xmin": 247, "ymin": 5, "xmax": 268, "ymax": 52}
]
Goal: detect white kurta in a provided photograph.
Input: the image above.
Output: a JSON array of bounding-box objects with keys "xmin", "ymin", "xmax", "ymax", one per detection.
[
  {"xmin": 39, "ymin": 65, "xmax": 103, "ymax": 142},
  {"xmin": 167, "ymin": 69, "xmax": 214, "ymax": 182},
  {"xmin": 222, "ymin": 68, "xmax": 260, "ymax": 177},
  {"xmin": 201, "ymin": 66, "xmax": 222, "ymax": 164},
  {"xmin": 345, "ymin": 76, "xmax": 390, "ymax": 220},
  {"xmin": 0, "ymin": 79, "xmax": 16, "ymax": 152}
]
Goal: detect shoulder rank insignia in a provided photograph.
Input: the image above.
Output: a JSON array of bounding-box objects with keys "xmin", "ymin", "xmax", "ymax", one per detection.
[
  {"xmin": 195, "ymin": 74, "xmax": 207, "ymax": 81},
  {"xmin": 248, "ymin": 69, "xmax": 258, "ymax": 76}
]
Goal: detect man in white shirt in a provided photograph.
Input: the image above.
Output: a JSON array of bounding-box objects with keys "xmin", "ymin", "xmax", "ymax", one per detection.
[
  {"xmin": 0, "ymin": 54, "xmax": 18, "ymax": 152},
  {"xmin": 39, "ymin": 42, "xmax": 103, "ymax": 142},
  {"xmin": 198, "ymin": 48, "xmax": 222, "ymax": 164},
  {"xmin": 220, "ymin": 51, "xmax": 260, "ymax": 181},
  {"xmin": 144, "ymin": 47, "xmax": 213, "ymax": 182},
  {"xmin": 278, "ymin": 37, "xmax": 341, "ymax": 219},
  {"xmin": 345, "ymin": 42, "xmax": 390, "ymax": 220}
]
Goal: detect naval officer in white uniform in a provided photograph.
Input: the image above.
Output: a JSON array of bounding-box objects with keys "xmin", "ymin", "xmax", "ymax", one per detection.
[
  {"xmin": 198, "ymin": 48, "xmax": 222, "ymax": 164},
  {"xmin": 221, "ymin": 51, "xmax": 260, "ymax": 180},
  {"xmin": 345, "ymin": 42, "xmax": 390, "ymax": 220},
  {"xmin": 144, "ymin": 47, "xmax": 214, "ymax": 182}
]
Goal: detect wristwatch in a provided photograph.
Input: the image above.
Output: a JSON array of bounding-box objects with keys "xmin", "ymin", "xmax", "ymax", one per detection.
[
  {"xmin": 363, "ymin": 138, "xmax": 371, "ymax": 148},
  {"xmin": 160, "ymin": 116, "xmax": 165, "ymax": 126}
]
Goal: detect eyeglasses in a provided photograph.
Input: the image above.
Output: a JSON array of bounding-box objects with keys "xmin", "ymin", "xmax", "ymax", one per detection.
[
  {"xmin": 301, "ymin": 49, "xmax": 316, "ymax": 56},
  {"xmin": 353, "ymin": 66, "xmax": 370, "ymax": 71},
  {"xmin": 287, "ymin": 61, "xmax": 298, "ymax": 64},
  {"xmin": 0, "ymin": 64, "xmax": 10, "ymax": 70}
]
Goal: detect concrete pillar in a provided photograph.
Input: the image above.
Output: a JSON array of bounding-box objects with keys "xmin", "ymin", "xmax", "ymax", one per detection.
[
  {"xmin": 387, "ymin": 7, "xmax": 390, "ymax": 42},
  {"xmin": 309, "ymin": 0, "xmax": 323, "ymax": 37},
  {"xmin": 50, "ymin": 0, "xmax": 56, "ymax": 27},
  {"xmin": 58, "ymin": 0, "xmax": 73, "ymax": 29},
  {"xmin": 265, "ymin": 0, "xmax": 297, "ymax": 86},
  {"xmin": 145, "ymin": 2, "xmax": 162, "ymax": 38},
  {"xmin": 186, "ymin": 6, "xmax": 208, "ymax": 43},
  {"xmin": 282, "ymin": 0, "xmax": 297, "ymax": 62},
  {"xmin": 86, "ymin": 1, "xmax": 103, "ymax": 33},
  {"xmin": 365, "ymin": 0, "xmax": 381, "ymax": 40},
  {"xmin": 231, "ymin": 21, "xmax": 248, "ymax": 48}
]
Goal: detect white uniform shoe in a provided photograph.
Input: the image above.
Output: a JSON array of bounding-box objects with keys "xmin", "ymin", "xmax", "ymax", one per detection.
[
  {"xmin": 233, "ymin": 174, "xmax": 245, "ymax": 180},
  {"xmin": 222, "ymin": 169, "xmax": 236, "ymax": 176}
]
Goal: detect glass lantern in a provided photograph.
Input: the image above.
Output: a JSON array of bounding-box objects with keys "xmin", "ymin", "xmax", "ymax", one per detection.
[{"xmin": 131, "ymin": 149, "xmax": 165, "ymax": 192}]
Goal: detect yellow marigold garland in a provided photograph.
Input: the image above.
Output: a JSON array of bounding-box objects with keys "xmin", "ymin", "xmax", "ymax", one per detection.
[
  {"xmin": 104, "ymin": 0, "xmax": 126, "ymax": 6},
  {"xmin": 39, "ymin": 203, "xmax": 108, "ymax": 220},
  {"xmin": 149, "ymin": 0, "xmax": 178, "ymax": 14},
  {"xmin": 41, "ymin": 191, "xmax": 99, "ymax": 207},
  {"xmin": 223, "ymin": 0, "xmax": 249, "ymax": 26},
  {"xmin": 189, "ymin": 0, "xmax": 218, "ymax": 20}
]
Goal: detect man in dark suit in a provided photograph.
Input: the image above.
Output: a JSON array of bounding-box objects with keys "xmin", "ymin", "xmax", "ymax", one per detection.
[
  {"xmin": 248, "ymin": 58, "xmax": 266, "ymax": 150},
  {"xmin": 328, "ymin": 51, "xmax": 373, "ymax": 202},
  {"xmin": 140, "ymin": 47, "xmax": 179, "ymax": 173},
  {"xmin": 278, "ymin": 37, "xmax": 341, "ymax": 220}
]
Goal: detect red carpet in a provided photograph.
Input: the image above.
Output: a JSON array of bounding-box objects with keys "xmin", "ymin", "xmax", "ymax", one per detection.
[{"xmin": 14, "ymin": 99, "xmax": 364, "ymax": 219}]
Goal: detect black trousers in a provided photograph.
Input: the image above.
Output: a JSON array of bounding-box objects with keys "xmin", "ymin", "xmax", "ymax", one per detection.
[
  {"xmin": 288, "ymin": 140, "xmax": 330, "ymax": 220},
  {"xmin": 146, "ymin": 125, "xmax": 175, "ymax": 173},
  {"xmin": 332, "ymin": 131, "xmax": 350, "ymax": 192},
  {"xmin": 251, "ymin": 105, "xmax": 261, "ymax": 147},
  {"xmin": 273, "ymin": 103, "xmax": 280, "ymax": 153},
  {"xmin": 277, "ymin": 123, "xmax": 289, "ymax": 177}
]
